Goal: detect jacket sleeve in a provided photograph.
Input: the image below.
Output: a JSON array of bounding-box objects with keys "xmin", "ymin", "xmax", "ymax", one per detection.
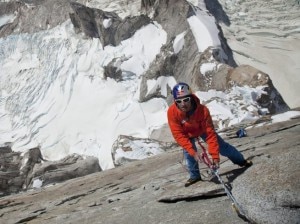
[
  {"xmin": 203, "ymin": 106, "xmax": 220, "ymax": 161},
  {"xmin": 167, "ymin": 106, "xmax": 196, "ymax": 157}
]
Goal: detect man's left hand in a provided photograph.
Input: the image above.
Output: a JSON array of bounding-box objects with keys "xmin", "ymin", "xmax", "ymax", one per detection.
[{"xmin": 212, "ymin": 159, "xmax": 220, "ymax": 169}]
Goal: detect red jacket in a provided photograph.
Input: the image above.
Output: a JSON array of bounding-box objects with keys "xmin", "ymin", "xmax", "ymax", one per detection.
[{"xmin": 167, "ymin": 94, "xmax": 220, "ymax": 161}]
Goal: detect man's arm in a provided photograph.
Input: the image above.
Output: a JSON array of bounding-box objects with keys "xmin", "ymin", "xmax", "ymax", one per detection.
[
  {"xmin": 167, "ymin": 107, "xmax": 196, "ymax": 157},
  {"xmin": 203, "ymin": 106, "xmax": 220, "ymax": 162}
]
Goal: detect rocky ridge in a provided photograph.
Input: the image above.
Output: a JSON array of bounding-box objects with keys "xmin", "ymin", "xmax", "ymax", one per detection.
[{"xmin": 206, "ymin": 0, "xmax": 300, "ymax": 108}]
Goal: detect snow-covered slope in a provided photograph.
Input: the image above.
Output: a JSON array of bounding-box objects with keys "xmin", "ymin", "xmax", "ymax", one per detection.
[
  {"xmin": 209, "ymin": 0, "xmax": 300, "ymax": 108},
  {"xmin": 0, "ymin": 19, "xmax": 168, "ymax": 169}
]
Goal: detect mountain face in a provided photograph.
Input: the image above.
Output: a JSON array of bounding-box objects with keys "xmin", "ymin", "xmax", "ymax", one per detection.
[
  {"xmin": 0, "ymin": 0, "xmax": 300, "ymax": 223},
  {"xmin": 205, "ymin": 0, "xmax": 300, "ymax": 108},
  {"xmin": 0, "ymin": 0, "xmax": 294, "ymax": 171}
]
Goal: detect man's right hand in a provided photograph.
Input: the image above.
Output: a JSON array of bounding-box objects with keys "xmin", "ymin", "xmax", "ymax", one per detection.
[{"xmin": 193, "ymin": 153, "xmax": 201, "ymax": 162}]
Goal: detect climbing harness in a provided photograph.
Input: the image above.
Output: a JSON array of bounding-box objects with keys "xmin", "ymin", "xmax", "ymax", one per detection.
[{"xmin": 196, "ymin": 138, "xmax": 249, "ymax": 221}]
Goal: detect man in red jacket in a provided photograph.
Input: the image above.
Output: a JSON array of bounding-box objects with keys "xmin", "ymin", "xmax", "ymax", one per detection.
[{"xmin": 167, "ymin": 82, "xmax": 252, "ymax": 187}]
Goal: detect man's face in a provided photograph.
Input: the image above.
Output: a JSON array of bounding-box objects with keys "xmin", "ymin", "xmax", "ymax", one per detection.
[{"xmin": 175, "ymin": 96, "xmax": 192, "ymax": 112}]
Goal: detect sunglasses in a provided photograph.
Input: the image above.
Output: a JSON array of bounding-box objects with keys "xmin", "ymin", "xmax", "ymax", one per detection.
[{"xmin": 175, "ymin": 96, "xmax": 191, "ymax": 104}]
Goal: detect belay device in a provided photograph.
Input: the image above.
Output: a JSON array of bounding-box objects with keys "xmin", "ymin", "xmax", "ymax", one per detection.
[{"xmin": 196, "ymin": 138, "xmax": 250, "ymax": 221}]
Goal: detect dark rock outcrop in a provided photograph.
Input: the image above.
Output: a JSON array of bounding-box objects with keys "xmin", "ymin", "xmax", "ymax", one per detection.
[
  {"xmin": 139, "ymin": 40, "xmax": 178, "ymax": 102},
  {"xmin": 70, "ymin": 2, "xmax": 151, "ymax": 46},
  {"xmin": 228, "ymin": 65, "xmax": 289, "ymax": 114},
  {"xmin": 0, "ymin": 147, "xmax": 101, "ymax": 196},
  {"xmin": 0, "ymin": 0, "xmax": 72, "ymax": 38},
  {"xmin": 0, "ymin": 146, "xmax": 22, "ymax": 195},
  {"xmin": 29, "ymin": 153, "xmax": 101, "ymax": 188},
  {"xmin": 103, "ymin": 63, "xmax": 122, "ymax": 81},
  {"xmin": 0, "ymin": 146, "xmax": 46, "ymax": 195}
]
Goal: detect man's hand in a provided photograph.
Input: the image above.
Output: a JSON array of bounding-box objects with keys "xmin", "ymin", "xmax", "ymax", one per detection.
[
  {"xmin": 193, "ymin": 153, "xmax": 201, "ymax": 162},
  {"xmin": 212, "ymin": 159, "xmax": 220, "ymax": 169}
]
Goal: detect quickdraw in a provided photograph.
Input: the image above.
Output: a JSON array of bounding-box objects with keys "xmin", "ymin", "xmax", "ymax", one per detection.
[{"xmin": 196, "ymin": 138, "xmax": 250, "ymax": 221}]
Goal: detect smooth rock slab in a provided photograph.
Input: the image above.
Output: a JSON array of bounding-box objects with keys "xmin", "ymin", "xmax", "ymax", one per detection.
[{"xmin": 233, "ymin": 133, "xmax": 300, "ymax": 223}]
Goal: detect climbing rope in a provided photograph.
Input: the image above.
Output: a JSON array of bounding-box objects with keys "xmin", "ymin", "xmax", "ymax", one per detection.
[{"xmin": 195, "ymin": 138, "xmax": 250, "ymax": 222}]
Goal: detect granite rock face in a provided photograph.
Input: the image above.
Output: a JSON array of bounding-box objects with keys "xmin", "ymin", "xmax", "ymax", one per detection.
[
  {"xmin": 229, "ymin": 118, "xmax": 300, "ymax": 223},
  {"xmin": 0, "ymin": 116, "xmax": 299, "ymax": 223},
  {"xmin": 234, "ymin": 147, "xmax": 300, "ymax": 223}
]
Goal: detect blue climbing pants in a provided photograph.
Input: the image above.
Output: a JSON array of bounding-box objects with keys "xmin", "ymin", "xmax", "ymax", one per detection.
[{"xmin": 183, "ymin": 134, "xmax": 245, "ymax": 179}]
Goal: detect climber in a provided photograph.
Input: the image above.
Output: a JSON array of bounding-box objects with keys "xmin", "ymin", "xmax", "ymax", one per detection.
[{"xmin": 167, "ymin": 82, "xmax": 252, "ymax": 187}]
